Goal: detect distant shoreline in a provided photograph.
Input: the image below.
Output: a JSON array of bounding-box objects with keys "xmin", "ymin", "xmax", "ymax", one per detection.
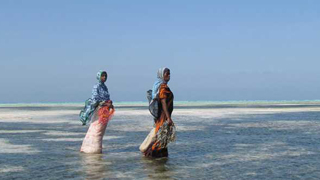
[{"xmin": 1, "ymin": 100, "xmax": 320, "ymax": 108}]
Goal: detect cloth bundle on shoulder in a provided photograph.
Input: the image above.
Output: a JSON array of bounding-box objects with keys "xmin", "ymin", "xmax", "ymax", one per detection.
[
  {"xmin": 79, "ymin": 98, "xmax": 98, "ymax": 125},
  {"xmin": 147, "ymin": 90, "xmax": 159, "ymax": 120},
  {"xmin": 147, "ymin": 67, "xmax": 169, "ymax": 120}
]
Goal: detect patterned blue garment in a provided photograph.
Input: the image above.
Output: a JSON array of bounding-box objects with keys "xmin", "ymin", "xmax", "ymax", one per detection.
[
  {"xmin": 91, "ymin": 81, "xmax": 110, "ymax": 105},
  {"xmin": 80, "ymin": 70, "xmax": 110, "ymax": 125}
]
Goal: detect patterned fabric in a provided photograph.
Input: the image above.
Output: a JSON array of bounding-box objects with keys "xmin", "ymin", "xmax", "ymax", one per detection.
[
  {"xmin": 152, "ymin": 84, "xmax": 175, "ymax": 150},
  {"xmin": 79, "ymin": 71, "xmax": 110, "ymax": 125},
  {"xmin": 96, "ymin": 70, "xmax": 106, "ymax": 81},
  {"xmin": 152, "ymin": 67, "xmax": 169, "ymax": 99},
  {"xmin": 155, "ymin": 122, "xmax": 176, "ymax": 149},
  {"xmin": 97, "ymin": 105, "xmax": 114, "ymax": 125},
  {"xmin": 148, "ymin": 67, "xmax": 169, "ymax": 120},
  {"xmin": 79, "ymin": 98, "xmax": 96, "ymax": 125},
  {"xmin": 80, "ymin": 106, "xmax": 114, "ymax": 154},
  {"xmin": 141, "ymin": 83, "xmax": 175, "ymax": 158},
  {"xmin": 91, "ymin": 82, "xmax": 110, "ymax": 105}
]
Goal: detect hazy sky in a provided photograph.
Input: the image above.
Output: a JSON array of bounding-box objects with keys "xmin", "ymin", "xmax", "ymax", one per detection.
[{"xmin": 1, "ymin": 0, "xmax": 320, "ymax": 103}]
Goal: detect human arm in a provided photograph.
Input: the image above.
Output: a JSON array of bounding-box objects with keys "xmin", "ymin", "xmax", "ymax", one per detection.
[
  {"xmin": 105, "ymin": 100, "xmax": 114, "ymax": 109},
  {"xmin": 161, "ymin": 98, "xmax": 173, "ymax": 125},
  {"xmin": 91, "ymin": 85, "xmax": 100, "ymax": 105}
]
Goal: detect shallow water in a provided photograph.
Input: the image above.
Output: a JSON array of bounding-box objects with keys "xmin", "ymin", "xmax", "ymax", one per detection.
[{"xmin": 1, "ymin": 102, "xmax": 320, "ymax": 179}]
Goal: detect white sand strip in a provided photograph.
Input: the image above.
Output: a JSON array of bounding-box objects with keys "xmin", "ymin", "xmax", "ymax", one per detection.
[{"xmin": 0, "ymin": 139, "xmax": 40, "ymax": 154}]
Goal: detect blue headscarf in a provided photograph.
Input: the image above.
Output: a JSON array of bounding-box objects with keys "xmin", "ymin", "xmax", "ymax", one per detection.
[{"xmin": 152, "ymin": 67, "xmax": 169, "ymax": 99}]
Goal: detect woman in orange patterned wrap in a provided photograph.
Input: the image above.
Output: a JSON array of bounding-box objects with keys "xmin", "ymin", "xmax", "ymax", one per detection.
[{"xmin": 140, "ymin": 67, "xmax": 176, "ymax": 158}]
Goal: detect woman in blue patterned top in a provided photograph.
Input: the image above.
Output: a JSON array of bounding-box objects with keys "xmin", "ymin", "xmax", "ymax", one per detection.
[
  {"xmin": 80, "ymin": 70, "xmax": 115, "ymax": 154},
  {"xmin": 91, "ymin": 71, "xmax": 111, "ymax": 106},
  {"xmin": 80, "ymin": 71, "xmax": 113, "ymax": 125}
]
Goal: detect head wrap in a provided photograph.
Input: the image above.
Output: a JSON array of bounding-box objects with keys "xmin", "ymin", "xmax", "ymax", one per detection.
[
  {"xmin": 152, "ymin": 67, "xmax": 169, "ymax": 99},
  {"xmin": 96, "ymin": 70, "xmax": 107, "ymax": 83}
]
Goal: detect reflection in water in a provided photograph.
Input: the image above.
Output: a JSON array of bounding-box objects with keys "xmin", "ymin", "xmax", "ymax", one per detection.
[
  {"xmin": 80, "ymin": 153, "xmax": 110, "ymax": 180},
  {"xmin": 141, "ymin": 157, "xmax": 174, "ymax": 180}
]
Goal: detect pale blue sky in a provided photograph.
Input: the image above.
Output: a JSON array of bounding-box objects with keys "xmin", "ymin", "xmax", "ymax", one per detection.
[{"xmin": 1, "ymin": 0, "xmax": 320, "ymax": 103}]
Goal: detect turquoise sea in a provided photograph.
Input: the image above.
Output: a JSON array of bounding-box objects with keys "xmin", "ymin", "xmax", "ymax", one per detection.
[{"xmin": 1, "ymin": 101, "xmax": 320, "ymax": 179}]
